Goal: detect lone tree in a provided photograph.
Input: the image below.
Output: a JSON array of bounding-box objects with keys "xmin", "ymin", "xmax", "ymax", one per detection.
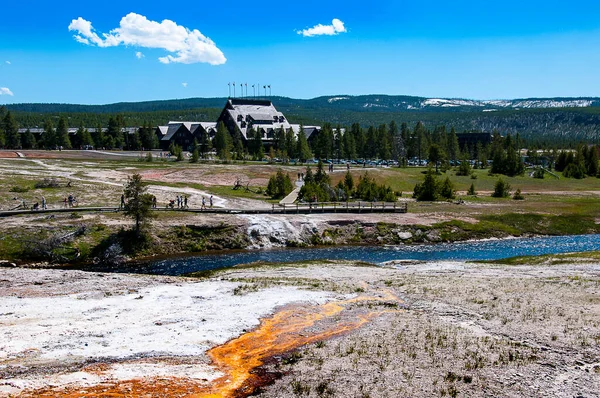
[{"xmin": 123, "ymin": 173, "xmax": 154, "ymax": 237}]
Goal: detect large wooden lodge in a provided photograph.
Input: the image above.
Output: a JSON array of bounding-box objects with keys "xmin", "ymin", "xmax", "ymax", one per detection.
[{"xmin": 154, "ymin": 99, "xmax": 322, "ymax": 151}]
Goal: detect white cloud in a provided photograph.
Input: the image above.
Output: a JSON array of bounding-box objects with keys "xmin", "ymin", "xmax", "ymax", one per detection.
[
  {"xmin": 5, "ymin": 61, "xmax": 10, "ymax": 65},
  {"xmin": 135, "ymin": 51, "xmax": 144, "ymax": 59},
  {"xmin": 182, "ymin": 82, "xmax": 188, "ymax": 88},
  {"xmin": 0, "ymin": 87, "xmax": 14, "ymax": 96},
  {"xmin": 68, "ymin": 13, "xmax": 226, "ymax": 65},
  {"xmin": 297, "ymin": 18, "xmax": 347, "ymax": 37}
]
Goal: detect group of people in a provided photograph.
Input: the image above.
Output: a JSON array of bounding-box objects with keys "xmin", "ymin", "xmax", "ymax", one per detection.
[
  {"xmin": 200, "ymin": 195, "xmax": 214, "ymax": 209},
  {"xmin": 175, "ymin": 195, "xmax": 188, "ymax": 209},
  {"xmin": 63, "ymin": 194, "xmax": 77, "ymax": 208},
  {"xmin": 119, "ymin": 193, "xmax": 215, "ymax": 210},
  {"xmin": 27, "ymin": 195, "xmax": 48, "ymax": 211}
]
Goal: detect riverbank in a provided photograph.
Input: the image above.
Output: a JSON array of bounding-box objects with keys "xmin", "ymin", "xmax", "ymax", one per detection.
[
  {"xmin": 2, "ymin": 208, "xmax": 599, "ymax": 268},
  {"xmin": 1, "ymin": 259, "xmax": 598, "ymax": 397}
]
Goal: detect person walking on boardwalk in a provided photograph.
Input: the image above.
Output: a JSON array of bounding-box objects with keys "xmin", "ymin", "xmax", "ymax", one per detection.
[
  {"xmin": 184, "ymin": 195, "xmax": 188, "ymax": 209},
  {"xmin": 41, "ymin": 196, "xmax": 47, "ymax": 210},
  {"xmin": 176, "ymin": 195, "xmax": 181, "ymax": 209},
  {"xmin": 152, "ymin": 195, "xmax": 157, "ymax": 209},
  {"xmin": 120, "ymin": 194, "xmax": 125, "ymax": 209},
  {"xmin": 201, "ymin": 196, "xmax": 206, "ymax": 210},
  {"xmin": 209, "ymin": 195, "xmax": 213, "ymax": 208}
]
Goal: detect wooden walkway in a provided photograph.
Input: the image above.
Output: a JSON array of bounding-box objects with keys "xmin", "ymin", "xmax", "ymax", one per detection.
[{"xmin": 0, "ymin": 202, "xmax": 407, "ymax": 218}]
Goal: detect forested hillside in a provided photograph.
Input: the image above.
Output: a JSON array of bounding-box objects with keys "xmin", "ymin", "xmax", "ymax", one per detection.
[{"xmin": 4, "ymin": 94, "xmax": 600, "ymax": 145}]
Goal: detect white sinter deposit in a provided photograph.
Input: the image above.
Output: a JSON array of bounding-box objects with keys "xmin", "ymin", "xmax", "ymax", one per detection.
[{"xmin": 0, "ymin": 269, "xmax": 334, "ymax": 395}]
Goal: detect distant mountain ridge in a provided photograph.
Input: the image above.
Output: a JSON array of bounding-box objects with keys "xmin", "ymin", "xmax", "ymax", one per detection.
[{"xmin": 5, "ymin": 94, "xmax": 600, "ymax": 114}]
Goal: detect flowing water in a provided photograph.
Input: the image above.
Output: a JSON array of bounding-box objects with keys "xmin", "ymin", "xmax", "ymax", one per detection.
[{"xmin": 90, "ymin": 234, "xmax": 600, "ymax": 276}]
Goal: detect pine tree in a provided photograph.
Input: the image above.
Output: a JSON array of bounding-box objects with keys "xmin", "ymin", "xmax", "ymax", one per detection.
[
  {"xmin": 22, "ymin": 129, "xmax": 36, "ymax": 149},
  {"xmin": 365, "ymin": 126, "xmax": 377, "ymax": 159},
  {"xmin": 448, "ymin": 127, "xmax": 460, "ymax": 163},
  {"xmin": 214, "ymin": 121, "xmax": 232, "ymax": 160},
  {"xmin": 413, "ymin": 168, "xmax": 438, "ymax": 201},
  {"xmin": 43, "ymin": 119, "xmax": 57, "ymax": 149},
  {"xmin": 585, "ymin": 146, "xmax": 599, "ymax": 176},
  {"xmin": 56, "ymin": 116, "xmax": 71, "ymax": 149},
  {"xmin": 428, "ymin": 143, "xmax": 446, "ymax": 173},
  {"xmin": 2, "ymin": 111, "xmax": 20, "ymax": 149},
  {"xmin": 81, "ymin": 128, "xmax": 94, "ymax": 148},
  {"xmin": 285, "ymin": 128, "xmax": 297, "ymax": 159},
  {"xmin": 315, "ymin": 160, "xmax": 330, "ymax": 185},
  {"xmin": 344, "ymin": 170, "xmax": 354, "ymax": 193},
  {"xmin": 123, "ymin": 173, "xmax": 154, "ymax": 238},
  {"xmin": 296, "ymin": 126, "xmax": 312, "ymax": 163},
  {"xmin": 467, "ymin": 183, "xmax": 476, "ymax": 196},
  {"xmin": 342, "ymin": 127, "xmax": 356, "ymax": 160}
]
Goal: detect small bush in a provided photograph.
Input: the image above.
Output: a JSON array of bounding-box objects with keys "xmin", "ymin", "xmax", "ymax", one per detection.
[
  {"xmin": 513, "ymin": 188, "xmax": 524, "ymax": 200},
  {"xmin": 35, "ymin": 178, "xmax": 60, "ymax": 189},
  {"xmin": 9, "ymin": 186, "xmax": 29, "ymax": 193},
  {"xmin": 145, "ymin": 152, "xmax": 153, "ymax": 162},
  {"xmin": 533, "ymin": 168, "xmax": 544, "ymax": 179},
  {"xmin": 492, "ymin": 178, "xmax": 511, "ymax": 198}
]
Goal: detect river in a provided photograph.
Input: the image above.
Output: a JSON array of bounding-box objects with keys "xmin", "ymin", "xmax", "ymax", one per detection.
[{"xmin": 85, "ymin": 234, "xmax": 600, "ymax": 276}]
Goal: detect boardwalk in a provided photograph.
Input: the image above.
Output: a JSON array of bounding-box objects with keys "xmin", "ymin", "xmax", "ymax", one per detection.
[{"xmin": 0, "ymin": 202, "xmax": 407, "ymax": 218}]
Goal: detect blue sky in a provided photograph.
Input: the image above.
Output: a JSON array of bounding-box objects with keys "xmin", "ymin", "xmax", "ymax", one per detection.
[{"xmin": 1, "ymin": 0, "xmax": 600, "ymax": 104}]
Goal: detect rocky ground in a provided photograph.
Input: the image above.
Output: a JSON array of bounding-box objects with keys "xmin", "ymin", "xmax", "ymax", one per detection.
[{"xmin": 1, "ymin": 259, "xmax": 598, "ymax": 397}]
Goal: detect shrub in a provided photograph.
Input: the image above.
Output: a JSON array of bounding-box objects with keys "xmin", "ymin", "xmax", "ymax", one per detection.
[
  {"xmin": 35, "ymin": 178, "xmax": 60, "ymax": 188},
  {"xmin": 513, "ymin": 188, "xmax": 524, "ymax": 200},
  {"xmin": 533, "ymin": 168, "xmax": 544, "ymax": 179},
  {"xmin": 355, "ymin": 172, "xmax": 396, "ymax": 202},
  {"xmin": 492, "ymin": 178, "xmax": 511, "ymax": 198},
  {"xmin": 9, "ymin": 186, "xmax": 29, "ymax": 193},
  {"xmin": 299, "ymin": 181, "xmax": 330, "ymax": 202},
  {"xmin": 145, "ymin": 152, "xmax": 153, "ymax": 162}
]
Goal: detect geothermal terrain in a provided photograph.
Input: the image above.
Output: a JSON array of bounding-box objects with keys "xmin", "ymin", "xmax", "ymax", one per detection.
[{"xmin": 1, "ymin": 259, "xmax": 598, "ymax": 397}]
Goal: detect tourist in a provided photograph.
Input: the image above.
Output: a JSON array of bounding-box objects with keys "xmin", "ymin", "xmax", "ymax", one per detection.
[
  {"xmin": 63, "ymin": 197, "xmax": 68, "ymax": 208},
  {"xmin": 120, "ymin": 194, "xmax": 125, "ymax": 209},
  {"xmin": 209, "ymin": 195, "xmax": 213, "ymax": 208},
  {"xmin": 152, "ymin": 196, "xmax": 157, "ymax": 209},
  {"xmin": 176, "ymin": 195, "xmax": 181, "ymax": 209},
  {"xmin": 41, "ymin": 196, "xmax": 46, "ymax": 210},
  {"xmin": 201, "ymin": 196, "xmax": 206, "ymax": 210},
  {"xmin": 184, "ymin": 196, "xmax": 188, "ymax": 209}
]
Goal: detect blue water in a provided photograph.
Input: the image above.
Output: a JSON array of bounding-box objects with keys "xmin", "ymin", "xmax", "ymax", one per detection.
[{"xmin": 88, "ymin": 234, "xmax": 600, "ymax": 276}]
